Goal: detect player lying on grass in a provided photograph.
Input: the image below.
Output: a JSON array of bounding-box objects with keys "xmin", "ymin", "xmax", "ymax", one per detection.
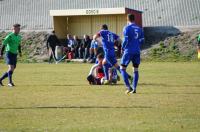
[
  {"xmin": 94, "ymin": 24, "xmax": 132, "ymax": 85},
  {"xmin": 0, "ymin": 24, "xmax": 22, "ymax": 87},
  {"xmin": 87, "ymin": 53, "xmax": 119, "ymax": 85}
]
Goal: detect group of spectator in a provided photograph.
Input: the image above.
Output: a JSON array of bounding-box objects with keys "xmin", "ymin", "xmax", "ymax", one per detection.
[
  {"xmin": 64, "ymin": 34, "xmax": 95, "ymax": 61},
  {"xmin": 47, "ymin": 31, "xmax": 122, "ymax": 63}
]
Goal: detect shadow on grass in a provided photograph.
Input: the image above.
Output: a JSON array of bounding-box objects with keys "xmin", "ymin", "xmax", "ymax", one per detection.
[
  {"xmin": 0, "ymin": 105, "xmax": 152, "ymax": 110},
  {"xmin": 19, "ymin": 83, "xmax": 200, "ymax": 88},
  {"xmin": 52, "ymin": 84, "xmax": 89, "ymax": 87},
  {"xmin": 21, "ymin": 84, "xmax": 89, "ymax": 87},
  {"xmin": 139, "ymin": 83, "xmax": 200, "ymax": 88},
  {"xmin": 137, "ymin": 92, "xmax": 200, "ymax": 95},
  {"xmin": 116, "ymin": 83, "xmax": 200, "ymax": 88}
]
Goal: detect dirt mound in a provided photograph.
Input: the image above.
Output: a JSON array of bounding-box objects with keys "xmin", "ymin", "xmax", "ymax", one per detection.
[
  {"xmin": 0, "ymin": 31, "xmax": 49, "ymax": 63},
  {"xmin": 141, "ymin": 30, "xmax": 200, "ymax": 61},
  {"xmin": 0, "ymin": 29, "xmax": 200, "ymax": 62}
]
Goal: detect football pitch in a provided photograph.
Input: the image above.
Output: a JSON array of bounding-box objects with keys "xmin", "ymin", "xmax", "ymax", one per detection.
[{"xmin": 0, "ymin": 62, "xmax": 199, "ymax": 132}]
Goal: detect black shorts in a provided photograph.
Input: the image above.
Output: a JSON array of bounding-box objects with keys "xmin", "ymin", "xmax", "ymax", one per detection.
[{"xmin": 5, "ymin": 52, "xmax": 17, "ymax": 67}]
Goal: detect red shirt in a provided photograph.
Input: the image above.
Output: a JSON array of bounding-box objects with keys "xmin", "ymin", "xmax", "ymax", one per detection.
[{"xmin": 96, "ymin": 66, "xmax": 104, "ymax": 79}]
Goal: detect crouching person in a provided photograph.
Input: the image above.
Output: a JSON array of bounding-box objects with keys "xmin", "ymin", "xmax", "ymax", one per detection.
[
  {"xmin": 87, "ymin": 53, "xmax": 120, "ymax": 85},
  {"xmin": 87, "ymin": 54, "xmax": 104, "ymax": 85}
]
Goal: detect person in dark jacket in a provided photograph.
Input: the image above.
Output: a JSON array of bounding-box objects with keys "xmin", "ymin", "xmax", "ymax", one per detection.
[
  {"xmin": 73, "ymin": 35, "xmax": 81, "ymax": 59},
  {"xmin": 82, "ymin": 34, "xmax": 91, "ymax": 60},
  {"xmin": 46, "ymin": 30, "xmax": 60, "ymax": 63}
]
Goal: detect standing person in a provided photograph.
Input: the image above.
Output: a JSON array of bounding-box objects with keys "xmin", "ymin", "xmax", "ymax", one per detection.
[
  {"xmin": 198, "ymin": 34, "xmax": 200, "ymax": 44},
  {"xmin": 0, "ymin": 24, "xmax": 22, "ymax": 87},
  {"xmin": 46, "ymin": 30, "xmax": 60, "ymax": 63},
  {"xmin": 197, "ymin": 34, "xmax": 200, "ymax": 59},
  {"xmin": 94, "ymin": 24, "xmax": 132, "ymax": 84},
  {"xmin": 120, "ymin": 14, "xmax": 144, "ymax": 94}
]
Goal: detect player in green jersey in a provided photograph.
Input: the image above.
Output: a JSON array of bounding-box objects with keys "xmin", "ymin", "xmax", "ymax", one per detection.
[
  {"xmin": 197, "ymin": 34, "xmax": 200, "ymax": 47},
  {"xmin": 0, "ymin": 24, "xmax": 22, "ymax": 87},
  {"xmin": 197, "ymin": 34, "xmax": 200, "ymax": 59}
]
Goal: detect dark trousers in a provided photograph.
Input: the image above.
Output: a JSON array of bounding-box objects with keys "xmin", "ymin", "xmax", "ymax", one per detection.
[
  {"xmin": 84, "ymin": 48, "xmax": 90, "ymax": 60},
  {"xmin": 49, "ymin": 46, "xmax": 56, "ymax": 62},
  {"xmin": 78, "ymin": 47, "xmax": 84, "ymax": 59},
  {"xmin": 74, "ymin": 48, "xmax": 79, "ymax": 59}
]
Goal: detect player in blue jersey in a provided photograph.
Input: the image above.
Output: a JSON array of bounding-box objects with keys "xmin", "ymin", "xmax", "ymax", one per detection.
[
  {"xmin": 120, "ymin": 14, "xmax": 144, "ymax": 94},
  {"xmin": 94, "ymin": 24, "xmax": 131, "ymax": 84}
]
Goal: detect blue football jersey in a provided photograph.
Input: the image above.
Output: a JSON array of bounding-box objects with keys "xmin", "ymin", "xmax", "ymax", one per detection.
[
  {"xmin": 99, "ymin": 30, "xmax": 119, "ymax": 54},
  {"xmin": 122, "ymin": 23, "xmax": 144, "ymax": 54}
]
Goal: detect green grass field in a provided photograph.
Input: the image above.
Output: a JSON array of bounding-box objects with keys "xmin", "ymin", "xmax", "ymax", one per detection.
[{"xmin": 0, "ymin": 62, "xmax": 200, "ymax": 132}]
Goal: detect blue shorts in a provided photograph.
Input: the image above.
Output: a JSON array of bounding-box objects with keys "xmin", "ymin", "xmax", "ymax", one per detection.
[
  {"xmin": 90, "ymin": 41, "xmax": 98, "ymax": 49},
  {"xmin": 5, "ymin": 52, "xmax": 17, "ymax": 67},
  {"xmin": 105, "ymin": 53, "xmax": 117, "ymax": 66},
  {"xmin": 121, "ymin": 53, "xmax": 140, "ymax": 67}
]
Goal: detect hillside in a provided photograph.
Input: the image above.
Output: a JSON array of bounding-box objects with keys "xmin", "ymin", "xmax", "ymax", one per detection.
[
  {"xmin": 142, "ymin": 29, "xmax": 200, "ymax": 61},
  {"xmin": 0, "ymin": 31, "xmax": 49, "ymax": 63},
  {"xmin": 0, "ymin": 30, "xmax": 200, "ymax": 63}
]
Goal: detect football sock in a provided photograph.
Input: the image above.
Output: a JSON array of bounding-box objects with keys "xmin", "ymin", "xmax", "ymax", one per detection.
[
  {"xmin": 103, "ymin": 63, "xmax": 110, "ymax": 80},
  {"xmin": 0, "ymin": 72, "xmax": 8, "ymax": 81},
  {"xmin": 120, "ymin": 69, "xmax": 131, "ymax": 91},
  {"xmin": 133, "ymin": 71, "xmax": 139, "ymax": 90},
  {"xmin": 8, "ymin": 71, "xmax": 13, "ymax": 84},
  {"xmin": 113, "ymin": 69, "xmax": 117, "ymax": 77}
]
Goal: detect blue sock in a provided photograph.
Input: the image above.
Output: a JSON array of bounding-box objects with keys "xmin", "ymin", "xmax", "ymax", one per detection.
[
  {"xmin": 103, "ymin": 63, "xmax": 110, "ymax": 80},
  {"xmin": 8, "ymin": 71, "xmax": 13, "ymax": 84},
  {"xmin": 133, "ymin": 71, "xmax": 139, "ymax": 90},
  {"xmin": 120, "ymin": 69, "xmax": 131, "ymax": 91},
  {"xmin": 0, "ymin": 72, "xmax": 8, "ymax": 81},
  {"xmin": 113, "ymin": 69, "xmax": 117, "ymax": 76}
]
